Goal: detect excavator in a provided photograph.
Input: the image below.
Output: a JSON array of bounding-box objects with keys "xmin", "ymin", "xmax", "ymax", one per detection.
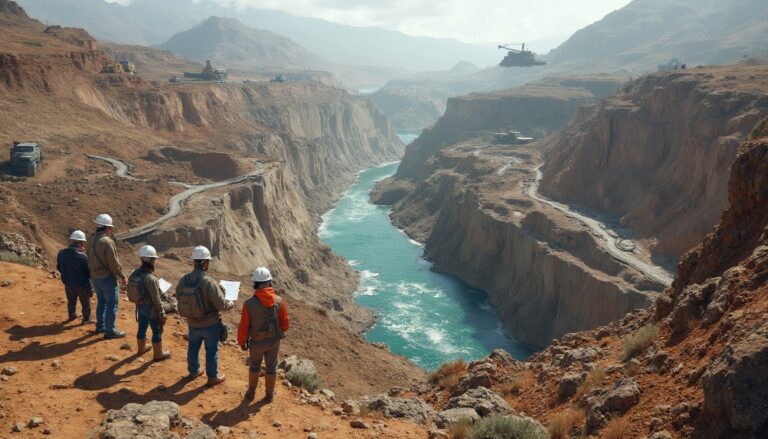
[{"xmin": 498, "ymin": 43, "xmax": 545, "ymax": 67}]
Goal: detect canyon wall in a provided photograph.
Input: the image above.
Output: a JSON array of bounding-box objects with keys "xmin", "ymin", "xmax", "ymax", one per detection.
[
  {"xmin": 373, "ymin": 79, "xmax": 659, "ymax": 348},
  {"xmin": 540, "ymin": 65, "xmax": 768, "ymax": 258},
  {"xmin": 415, "ymin": 169, "xmax": 652, "ymax": 347},
  {"xmin": 393, "ymin": 77, "xmax": 622, "ymax": 182},
  {"xmin": 143, "ymin": 164, "xmax": 370, "ymax": 330}
]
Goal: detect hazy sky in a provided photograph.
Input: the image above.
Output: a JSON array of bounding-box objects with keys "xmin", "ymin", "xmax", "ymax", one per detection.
[{"xmin": 107, "ymin": 0, "xmax": 633, "ymax": 46}]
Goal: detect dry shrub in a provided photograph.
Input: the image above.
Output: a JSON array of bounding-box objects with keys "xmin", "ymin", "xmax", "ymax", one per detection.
[
  {"xmin": 575, "ymin": 367, "xmax": 606, "ymax": 401},
  {"xmin": 501, "ymin": 376, "xmax": 522, "ymax": 397},
  {"xmin": 622, "ymin": 324, "xmax": 660, "ymax": 361},
  {"xmin": 449, "ymin": 417, "xmax": 474, "ymax": 439},
  {"xmin": 601, "ymin": 417, "xmax": 631, "ymax": 439},
  {"xmin": 429, "ymin": 358, "xmax": 467, "ymax": 389},
  {"xmin": 0, "ymin": 251, "xmax": 34, "ymax": 266},
  {"xmin": 548, "ymin": 408, "xmax": 585, "ymax": 439}
]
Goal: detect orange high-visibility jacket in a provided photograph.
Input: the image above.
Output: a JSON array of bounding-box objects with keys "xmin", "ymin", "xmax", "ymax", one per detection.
[{"xmin": 237, "ymin": 287, "xmax": 289, "ymax": 347}]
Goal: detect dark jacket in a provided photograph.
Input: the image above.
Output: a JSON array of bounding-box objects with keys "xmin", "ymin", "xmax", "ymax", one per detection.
[{"xmin": 57, "ymin": 245, "xmax": 91, "ymax": 289}]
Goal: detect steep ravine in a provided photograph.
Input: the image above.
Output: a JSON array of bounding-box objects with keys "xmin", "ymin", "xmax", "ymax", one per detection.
[
  {"xmin": 540, "ymin": 65, "xmax": 768, "ymax": 258},
  {"xmin": 373, "ymin": 79, "xmax": 660, "ymax": 348},
  {"xmin": 374, "ymin": 65, "xmax": 768, "ymax": 349}
]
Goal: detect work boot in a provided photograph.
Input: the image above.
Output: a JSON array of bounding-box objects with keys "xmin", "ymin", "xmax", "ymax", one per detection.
[
  {"xmin": 137, "ymin": 339, "xmax": 149, "ymax": 355},
  {"xmin": 152, "ymin": 342, "xmax": 171, "ymax": 361},
  {"xmin": 245, "ymin": 371, "xmax": 259, "ymax": 401},
  {"xmin": 206, "ymin": 374, "xmax": 226, "ymax": 387},
  {"xmin": 264, "ymin": 373, "xmax": 277, "ymax": 403},
  {"xmin": 105, "ymin": 329, "xmax": 126, "ymax": 339}
]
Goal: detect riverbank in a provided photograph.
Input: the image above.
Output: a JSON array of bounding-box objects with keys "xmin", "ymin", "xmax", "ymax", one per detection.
[{"xmin": 320, "ymin": 161, "xmax": 533, "ymax": 370}]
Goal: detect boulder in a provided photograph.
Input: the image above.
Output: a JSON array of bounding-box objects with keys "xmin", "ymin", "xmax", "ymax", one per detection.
[
  {"xmin": 357, "ymin": 394, "xmax": 434, "ymax": 424},
  {"xmin": 445, "ymin": 387, "xmax": 512, "ymax": 417},
  {"xmin": 584, "ymin": 379, "xmax": 641, "ymax": 431},
  {"xmin": 555, "ymin": 347, "xmax": 601, "ymax": 367},
  {"xmin": 452, "ymin": 370, "xmax": 492, "ymax": 396},
  {"xmin": 702, "ymin": 320, "xmax": 768, "ymax": 433},
  {"xmin": 434, "ymin": 408, "xmax": 480, "ymax": 428},
  {"xmin": 279, "ymin": 355, "xmax": 318, "ymax": 376},
  {"xmin": 558, "ymin": 373, "xmax": 586, "ymax": 399},
  {"xmin": 90, "ymin": 400, "xmax": 212, "ymax": 439}
]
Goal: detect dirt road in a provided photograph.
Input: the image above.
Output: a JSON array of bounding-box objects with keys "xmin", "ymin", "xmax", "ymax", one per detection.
[
  {"xmin": 86, "ymin": 154, "xmax": 266, "ymax": 241},
  {"xmin": 524, "ymin": 165, "xmax": 674, "ymax": 286}
]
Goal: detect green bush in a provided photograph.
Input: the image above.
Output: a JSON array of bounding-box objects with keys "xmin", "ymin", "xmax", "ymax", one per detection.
[
  {"xmin": 0, "ymin": 251, "xmax": 35, "ymax": 267},
  {"xmin": 286, "ymin": 369, "xmax": 322, "ymax": 392},
  {"xmin": 469, "ymin": 416, "xmax": 547, "ymax": 439},
  {"xmin": 622, "ymin": 324, "xmax": 661, "ymax": 361}
]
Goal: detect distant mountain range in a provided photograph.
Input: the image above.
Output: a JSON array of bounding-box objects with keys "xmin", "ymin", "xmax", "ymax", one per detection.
[
  {"xmin": 16, "ymin": 0, "xmax": 501, "ymax": 72},
  {"xmin": 546, "ymin": 0, "xmax": 768, "ymax": 71},
  {"xmin": 157, "ymin": 16, "xmax": 324, "ymax": 72}
]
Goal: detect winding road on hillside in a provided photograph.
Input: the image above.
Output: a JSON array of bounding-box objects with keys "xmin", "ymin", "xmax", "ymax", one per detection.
[
  {"xmin": 448, "ymin": 142, "xmax": 674, "ymax": 286},
  {"xmin": 523, "ymin": 165, "xmax": 674, "ymax": 286},
  {"xmin": 87, "ymin": 154, "xmax": 264, "ymax": 241}
]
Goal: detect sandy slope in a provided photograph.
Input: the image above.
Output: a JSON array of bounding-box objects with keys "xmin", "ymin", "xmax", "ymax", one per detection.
[{"xmin": 0, "ymin": 261, "xmax": 428, "ymax": 438}]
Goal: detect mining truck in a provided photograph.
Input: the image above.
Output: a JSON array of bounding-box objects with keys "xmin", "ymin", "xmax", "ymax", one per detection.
[
  {"xmin": 494, "ymin": 127, "xmax": 534, "ymax": 145},
  {"xmin": 9, "ymin": 142, "xmax": 43, "ymax": 177}
]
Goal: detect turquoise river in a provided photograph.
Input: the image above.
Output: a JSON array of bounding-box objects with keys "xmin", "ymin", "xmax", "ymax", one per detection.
[{"xmin": 319, "ymin": 135, "xmax": 534, "ymax": 370}]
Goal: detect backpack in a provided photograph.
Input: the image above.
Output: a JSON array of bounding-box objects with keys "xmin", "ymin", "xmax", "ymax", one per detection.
[
  {"xmin": 177, "ymin": 273, "xmax": 210, "ymax": 319},
  {"xmin": 126, "ymin": 269, "xmax": 150, "ymax": 304},
  {"xmin": 249, "ymin": 296, "xmax": 283, "ymax": 342}
]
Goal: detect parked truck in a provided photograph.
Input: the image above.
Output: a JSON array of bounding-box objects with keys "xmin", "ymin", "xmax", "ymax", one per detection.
[{"xmin": 9, "ymin": 142, "xmax": 43, "ymax": 176}]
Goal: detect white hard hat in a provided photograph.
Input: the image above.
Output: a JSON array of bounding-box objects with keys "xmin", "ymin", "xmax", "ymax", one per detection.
[
  {"xmin": 69, "ymin": 230, "xmax": 87, "ymax": 242},
  {"xmin": 138, "ymin": 245, "xmax": 158, "ymax": 259},
  {"xmin": 251, "ymin": 267, "xmax": 272, "ymax": 283},
  {"xmin": 191, "ymin": 245, "xmax": 212, "ymax": 260},
  {"xmin": 94, "ymin": 213, "xmax": 114, "ymax": 227}
]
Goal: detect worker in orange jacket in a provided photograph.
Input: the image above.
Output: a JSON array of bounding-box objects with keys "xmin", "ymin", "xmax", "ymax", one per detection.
[{"xmin": 237, "ymin": 266, "xmax": 289, "ymax": 402}]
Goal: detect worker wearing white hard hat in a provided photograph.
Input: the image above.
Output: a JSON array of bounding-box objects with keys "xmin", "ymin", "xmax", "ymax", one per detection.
[
  {"xmin": 56, "ymin": 230, "xmax": 93, "ymax": 323},
  {"xmin": 87, "ymin": 213, "xmax": 127, "ymax": 339},
  {"xmin": 237, "ymin": 266, "xmax": 289, "ymax": 402},
  {"xmin": 175, "ymin": 245, "xmax": 234, "ymax": 387},
  {"xmin": 127, "ymin": 245, "xmax": 171, "ymax": 361}
]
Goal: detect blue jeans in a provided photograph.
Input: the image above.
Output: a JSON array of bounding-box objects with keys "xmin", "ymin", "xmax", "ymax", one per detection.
[
  {"xmin": 188, "ymin": 323, "xmax": 221, "ymax": 378},
  {"xmin": 136, "ymin": 304, "xmax": 162, "ymax": 343},
  {"xmin": 92, "ymin": 275, "xmax": 119, "ymax": 334}
]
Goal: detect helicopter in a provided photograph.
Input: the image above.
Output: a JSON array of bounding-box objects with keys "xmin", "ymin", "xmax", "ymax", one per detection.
[{"xmin": 497, "ymin": 43, "xmax": 546, "ymax": 67}]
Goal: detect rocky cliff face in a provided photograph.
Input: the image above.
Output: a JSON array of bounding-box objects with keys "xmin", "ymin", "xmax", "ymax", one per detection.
[
  {"xmin": 540, "ymin": 65, "xmax": 768, "ymax": 259},
  {"xmin": 392, "ymin": 77, "xmax": 620, "ymax": 183},
  {"xmin": 373, "ymin": 79, "xmax": 662, "ymax": 348},
  {"xmin": 0, "ymin": 3, "xmax": 402, "ymax": 333},
  {"xmin": 405, "ymin": 119, "xmax": 768, "ymax": 438}
]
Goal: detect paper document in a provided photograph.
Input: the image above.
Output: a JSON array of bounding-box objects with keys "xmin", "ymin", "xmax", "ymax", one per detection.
[
  {"xmin": 220, "ymin": 281, "xmax": 241, "ymax": 301},
  {"xmin": 158, "ymin": 278, "xmax": 172, "ymax": 294}
]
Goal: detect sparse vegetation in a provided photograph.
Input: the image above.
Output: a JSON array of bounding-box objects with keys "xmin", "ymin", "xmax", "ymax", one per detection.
[
  {"xmin": 575, "ymin": 367, "xmax": 606, "ymax": 401},
  {"xmin": 501, "ymin": 376, "xmax": 523, "ymax": 397},
  {"xmin": 0, "ymin": 251, "xmax": 34, "ymax": 266},
  {"xmin": 429, "ymin": 358, "xmax": 467, "ymax": 389},
  {"xmin": 449, "ymin": 417, "xmax": 474, "ymax": 439},
  {"xmin": 622, "ymin": 324, "xmax": 661, "ymax": 361},
  {"xmin": 548, "ymin": 408, "xmax": 585, "ymax": 439},
  {"xmin": 285, "ymin": 369, "xmax": 322, "ymax": 392},
  {"xmin": 469, "ymin": 416, "xmax": 547, "ymax": 439},
  {"xmin": 601, "ymin": 417, "xmax": 631, "ymax": 439}
]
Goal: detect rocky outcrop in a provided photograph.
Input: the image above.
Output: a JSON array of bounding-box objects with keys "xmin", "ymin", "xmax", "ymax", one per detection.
[
  {"xmin": 89, "ymin": 401, "xmax": 215, "ymax": 439},
  {"xmin": 540, "ymin": 66, "xmax": 768, "ymax": 258}
]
